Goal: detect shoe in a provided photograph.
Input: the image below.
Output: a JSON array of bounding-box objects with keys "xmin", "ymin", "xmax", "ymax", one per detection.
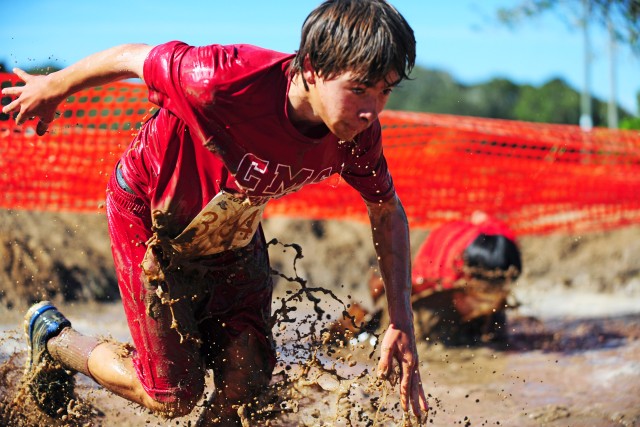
[{"xmin": 23, "ymin": 301, "xmax": 76, "ymax": 417}]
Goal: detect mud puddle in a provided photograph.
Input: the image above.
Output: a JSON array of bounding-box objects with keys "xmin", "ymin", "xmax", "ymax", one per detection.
[
  {"xmin": 1, "ymin": 239, "xmax": 639, "ymax": 426},
  {"xmin": 1, "ymin": 295, "xmax": 639, "ymax": 426}
]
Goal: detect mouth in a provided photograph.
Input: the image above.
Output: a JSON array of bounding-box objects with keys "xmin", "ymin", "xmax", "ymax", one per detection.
[{"xmin": 337, "ymin": 123, "xmax": 366, "ymax": 141}]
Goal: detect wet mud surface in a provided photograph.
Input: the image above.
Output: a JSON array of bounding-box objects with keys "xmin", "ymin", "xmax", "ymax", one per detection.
[
  {"xmin": 0, "ymin": 211, "xmax": 639, "ymax": 426},
  {"xmin": 2, "ymin": 296, "xmax": 639, "ymax": 426}
]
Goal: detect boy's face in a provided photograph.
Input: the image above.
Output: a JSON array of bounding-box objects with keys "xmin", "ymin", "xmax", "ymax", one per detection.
[{"xmin": 308, "ymin": 69, "xmax": 400, "ymax": 141}]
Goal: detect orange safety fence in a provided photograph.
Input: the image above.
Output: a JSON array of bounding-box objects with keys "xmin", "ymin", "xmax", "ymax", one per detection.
[{"xmin": 2, "ymin": 72, "xmax": 640, "ymax": 236}]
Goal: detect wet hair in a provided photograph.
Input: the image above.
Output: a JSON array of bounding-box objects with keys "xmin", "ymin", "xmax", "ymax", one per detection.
[
  {"xmin": 463, "ymin": 234, "xmax": 522, "ymax": 282},
  {"xmin": 290, "ymin": 0, "xmax": 416, "ymax": 86}
]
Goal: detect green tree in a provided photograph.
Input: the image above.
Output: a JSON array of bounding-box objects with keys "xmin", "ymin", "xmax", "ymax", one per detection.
[
  {"xmin": 387, "ymin": 67, "xmax": 634, "ymax": 126},
  {"xmin": 497, "ymin": 0, "xmax": 640, "ymax": 128},
  {"xmin": 387, "ymin": 66, "xmax": 467, "ymax": 114},
  {"xmin": 497, "ymin": 0, "xmax": 640, "ymax": 55},
  {"xmin": 513, "ymin": 79, "xmax": 581, "ymax": 124},
  {"xmin": 465, "ymin": 78, "xmax": 521, "ymax": 120},
  {"xmin": 620, "ymin": 92, "xmax": 640, "ymax": 129},
  {"xmin": 620, "ymin": 116, "xmax": 640, "ymax": 129}
]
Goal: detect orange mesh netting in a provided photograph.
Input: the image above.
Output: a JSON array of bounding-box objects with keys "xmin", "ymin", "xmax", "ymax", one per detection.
[
  {"xmin": 2, "ymin": 72, "xmax": 639, "ymax": 235},
  {"xmin": 1, "ymin": 73, "xmax": 155, "ymax": 212}
]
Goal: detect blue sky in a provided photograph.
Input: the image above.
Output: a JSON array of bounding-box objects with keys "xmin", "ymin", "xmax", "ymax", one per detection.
[{"xmin": 2, "ymin": 1, "xmax": 639, "ymax": 115}]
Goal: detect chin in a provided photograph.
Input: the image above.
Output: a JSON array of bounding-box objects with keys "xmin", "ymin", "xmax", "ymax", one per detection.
[
  {"xmin": 327, "ymin": 123, "xmax": 358, "ymax": 142},
  {"xmin": 336, "ymin": 134, "xmax": 356, "ymax": 142},
  {"xmin": 333, "ymin": 128, "xmax": 360, "ymax": 142}
]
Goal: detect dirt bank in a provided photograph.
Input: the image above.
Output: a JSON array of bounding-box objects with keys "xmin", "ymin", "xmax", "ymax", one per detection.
[{"xmin": 2, "ymin": 209, "xmax": 640, "ymax": 310}]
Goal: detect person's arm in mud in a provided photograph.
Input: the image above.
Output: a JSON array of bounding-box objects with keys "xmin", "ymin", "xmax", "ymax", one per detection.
[
  {"xmin": 365, "ymin": 194, "xmax": 429, "ymax": 418},
  {"xmin": 1, "ymin": 44, "xmax": 151, "ymax": 135}
]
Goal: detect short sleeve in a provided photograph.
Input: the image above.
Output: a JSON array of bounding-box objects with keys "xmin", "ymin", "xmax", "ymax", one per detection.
[
  {"xmin": 142, "ymin": 41, "xmax": 291, "ymax": 148},
  {"xmin": 143, "ymin": 41, "xmax": 235, "ymax": 115},
  {"xmin": 341, "ymin": 121, "xmax": 396, "ymax": 203},
  {"xmin": 143, "ymin": 41, "xmax": 251, "ymax": 147}
]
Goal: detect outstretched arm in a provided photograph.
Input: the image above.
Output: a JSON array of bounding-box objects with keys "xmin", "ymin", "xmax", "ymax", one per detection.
[
  {"xmin": 1, "ymin": 44, "xmax": 152, "ymax": 134},
  {"xmin": 365, "ymin": 194, "xmax": 428, "ymax": 419}
]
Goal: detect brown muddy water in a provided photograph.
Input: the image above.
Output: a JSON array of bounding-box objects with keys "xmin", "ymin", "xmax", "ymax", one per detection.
[
  {"xmin": 1, "ymin": 215, "xmax": 640, "ymax": 426},
  {"xmin": 1, "ymin": 287, "xmax": 639, "ymax": 427}
]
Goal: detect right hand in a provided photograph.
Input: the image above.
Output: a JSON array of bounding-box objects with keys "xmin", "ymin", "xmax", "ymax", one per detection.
[
  {"xmin": 377, "ymin": 322, "xmax": 429, "ymax": 420},
  {"xmin": 1, "ymin": 68, "xmax": 64, "ymax": 135}
]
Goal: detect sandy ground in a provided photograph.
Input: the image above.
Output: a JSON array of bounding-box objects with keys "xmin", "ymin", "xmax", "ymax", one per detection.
[{"xmin": 1, "ymin": 210, "xmax": 640, "ymax": 426}]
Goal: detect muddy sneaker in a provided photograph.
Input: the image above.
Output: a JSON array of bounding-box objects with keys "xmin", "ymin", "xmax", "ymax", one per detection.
[{"xmin": 23, "ymin": 301, "xmax": 76, "ymax": 417}]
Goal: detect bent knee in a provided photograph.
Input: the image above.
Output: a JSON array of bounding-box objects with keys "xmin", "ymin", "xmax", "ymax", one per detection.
[
  {"xmin": 139, "ymin": 377, "xmax": 205, "ymax": 418},
  {"xmin": 144, "ymin": 392, "xmax": 200, "ymax": 418},
  {"xmin": 156, "ymin": 400, "xmax": 196, "ymax": 419}
]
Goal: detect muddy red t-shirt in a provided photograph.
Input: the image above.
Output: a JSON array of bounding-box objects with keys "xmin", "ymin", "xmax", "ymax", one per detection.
[
  {"xmin": 119, "ymin": 41, "xmax": 394, "ymax": 234},
  {"xmin": 411, "ymin": 218, "xmax": 517, "ymax": 294}
]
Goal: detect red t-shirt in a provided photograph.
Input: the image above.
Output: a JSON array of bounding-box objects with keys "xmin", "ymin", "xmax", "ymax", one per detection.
[
  {"xmin": 411, "ymin": 218, "xmax": 517, "ymax": 294},
  {"xmin": 119, "ymin": 41, "xmax": 394, "ymax": 232}
]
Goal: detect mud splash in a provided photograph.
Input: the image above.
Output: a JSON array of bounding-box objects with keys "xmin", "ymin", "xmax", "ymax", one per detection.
[
  {"xmin": 2, "ymin": 303, "xmax": 640, "ymax": 426},
  {"xmin": 0, "ymin": 333, "xmax": 100, "ymax": 427},
  {"xmin": 0, "ymin": 238, "xmax": 427, "ymax": 427},
  {"xmin": 231, "ymin": 238, "xmax": 425, "ymax": 426},
  {"xmin": 2, "ymin": 228, "xmax": 640, "ymax": 426}
]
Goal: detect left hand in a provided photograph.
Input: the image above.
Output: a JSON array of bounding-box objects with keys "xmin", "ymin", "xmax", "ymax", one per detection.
[
  {"xmin": 1, "ymin": 68, "xmax": 63, "ymax": 135},
  {"xmin": 377, "ymin": 322, "xmax": 429, "ymax": 419}
]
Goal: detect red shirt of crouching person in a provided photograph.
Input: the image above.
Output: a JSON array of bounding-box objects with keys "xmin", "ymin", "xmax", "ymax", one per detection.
[{"xmin": 365, "ymin": 212, "xmax": 522, "ymax": 343}]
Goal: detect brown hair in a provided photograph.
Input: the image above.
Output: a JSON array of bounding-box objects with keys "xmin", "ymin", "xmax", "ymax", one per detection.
[{"xmin": 290, "ymin": 0, "xmax": 416, "ymax": 86}]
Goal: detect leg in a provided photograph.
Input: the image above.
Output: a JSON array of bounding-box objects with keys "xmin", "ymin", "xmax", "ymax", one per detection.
[
  {"xmin": 214, "ymin": 329, "xmax": 272, "ymax": 403},
  {"xmin": 45, "ymin": 325, "xmax": 192, "ymax": 416},
  {"xmin": 96, "ymin": 172, "xmax": 206, "ymax": 415},
  {"xmin": 25, "ymin": 301, "xmax": 203, "ymax": 419},
  {"xmin": 87, "ymin": 340, "xmax": 195, "ymax": 417},
  {"xmin": 411, "ymin": 289, "xmax": 464, "ymax": 345},
  {"xmin": 196, "ymin": 230, "xmax": 276, "ymax": 426},
  {"xmin": 197, "ymin": 327, "xmax": 274, "ymax": 426}
]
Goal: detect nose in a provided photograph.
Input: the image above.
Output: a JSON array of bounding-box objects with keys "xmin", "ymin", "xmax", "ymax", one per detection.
[
  {"xmin": 359, "ymin": 110, "xmax": 376, "ymax": 124},
  {"xmin": 358, "ymin": 98, "xmax": 380, "ymax": 125}
]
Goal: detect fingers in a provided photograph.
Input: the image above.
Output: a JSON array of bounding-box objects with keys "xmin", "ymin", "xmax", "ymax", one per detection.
[
  {"xmin": 399, "ymin": 354, "xmax": 414, "ymax": 412},
  {"xmin": 1, "ymin": 85, "xmax": 25, "ymax": 98},
  {"xmin": 410, "ymin": 369, "xmax": 429, "ymax": 419},
  {"xmin": 376, "ymin": 345, "xmax": 393, "ymax": 380},
  {"xmin": 3, "ymin": 100, "xmax": 52, "ymax": 134},
  {"xmin": 15, "ymin": 110, "xmax": 27, "ymax": 126},
  {"xmin": 1, "ymin": 80, "xmax": 26, "ymax": 124},
  {"xmin": 36, "ymin": 119, "xmax": 51, "ymax": 136},
  {"xmin": 377, "ymin": 327, "xmax": 429, "ymax": 421},
  {"xmin": 395, "ymin": 345, "xmax": 428, "ymax": 419},
  {"xmin": 2, "ymin": 97, "xmax": 21, "ymax": 115},
  {"xmin": 36, "ymin": 109, "xmax": 56, "ymax": 136},
  {"xmin": 12, "ymin": 68, "xmax": 31, "ymax": 82},
  {"xmin": 2, "ymin": 77, "xmax": 55, "ymax": 134}
]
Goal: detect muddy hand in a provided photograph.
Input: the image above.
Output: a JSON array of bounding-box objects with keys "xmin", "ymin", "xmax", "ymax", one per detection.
[
  {"xmin": 1, "ymin": 68, "xmax": 61, "ymax": 135},
  {"xmin": 377, "ymin": 323, "xmax": 429, "ymax": 419}
]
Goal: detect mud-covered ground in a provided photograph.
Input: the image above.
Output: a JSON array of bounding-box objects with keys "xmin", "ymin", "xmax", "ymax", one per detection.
[{"xmin": 1, "ymin": 209, "xmax": 639, "ymax": 426}]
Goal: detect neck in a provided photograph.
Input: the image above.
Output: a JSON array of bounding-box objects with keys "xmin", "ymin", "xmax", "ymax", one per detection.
[{"xmin": 287, "ymin": 74, "xmax": 328, "ymax": 138}]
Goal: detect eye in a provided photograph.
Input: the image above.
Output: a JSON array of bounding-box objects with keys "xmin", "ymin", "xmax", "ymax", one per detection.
[
  {"xmin": 351, "ymin": 87, "xmax": 365, "ymax": 95},
  {"xmin": 382, "ymin": 88, "xmax": 393, "ymax": 96}
]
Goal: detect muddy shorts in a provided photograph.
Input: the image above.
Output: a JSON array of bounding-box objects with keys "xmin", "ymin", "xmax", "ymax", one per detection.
[{"xmin": 105, "ymin": 171, "xmax": 276, "ymax": 403}]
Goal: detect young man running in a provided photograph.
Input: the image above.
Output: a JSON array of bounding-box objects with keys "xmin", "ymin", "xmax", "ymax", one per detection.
[{"xmin": 3, "ymin": 0, "xmax": 428, "ymax": 424}]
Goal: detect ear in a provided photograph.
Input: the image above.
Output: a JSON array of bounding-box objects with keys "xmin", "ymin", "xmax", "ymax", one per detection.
[{"xmin": 302, "ymin": 54, "xmax": 317, "ymax": 85}]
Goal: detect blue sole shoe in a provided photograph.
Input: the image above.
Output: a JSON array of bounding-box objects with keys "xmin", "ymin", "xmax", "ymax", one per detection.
[{"xmin": 23, "ymin": 301, "xmax": 76, "ymax": 417}]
